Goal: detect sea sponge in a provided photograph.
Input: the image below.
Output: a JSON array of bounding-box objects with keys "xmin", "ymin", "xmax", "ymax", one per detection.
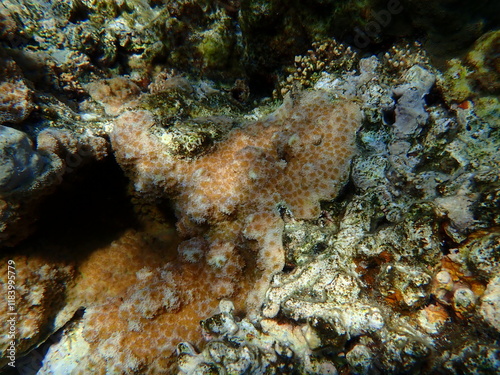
[{"xmin": 112, "ymin": 89, "xmax": 362, "ymax": 317}]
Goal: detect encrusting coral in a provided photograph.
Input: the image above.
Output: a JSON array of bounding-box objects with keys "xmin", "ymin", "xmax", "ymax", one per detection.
[
  {"xmin": 0, "ymin": 58, "xmax": 35, "ymax": 124},
  {"xmin": 67, "ymin": 229, "xmax": 249, "ymax": 374},
  {"xmin": 111, "ymin": 89, "xmax": 363, "ymax": 318},
  {"xmin": 20, "ymin": 78, "xmax": 363, "ymax": 373},
  {"xmin": 0, "ymin": 255, "xmax": 76, "ymax": 370}
]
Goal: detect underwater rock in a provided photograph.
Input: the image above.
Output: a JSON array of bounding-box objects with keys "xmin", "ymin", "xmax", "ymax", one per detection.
[
  {"xmin": 177, "ymin": 300, "xmax": 333, "ymax": 375},
  {"xmin": 0, "ymin": 126, "xmax": 50, "ymax": 194},
  {"xmin": 35, "ymin": 317, "xmax": 90, "ymax": 375},
  {"xmin": 481, "ymin": 275, "xmax": 500, "ymax": 332},
  {"xmin": 253, "ymin": 49, "xmax": 499, "ymax": 373},
  {"xmin": 0, "ymin": 125, "xmax": 108, "ymax": 246},
  {"xmin": 0, "ymin": 126, "xmax": 59, "ymax": 245},
  {"xmin": 346, "ymin": 344, "xmax": 374, "ymax": 375},
  {"xmin": 440, "ymin": 30, "xmax": 500, "ymax": 108},
  {"xmin": 0, "ymin": 58, "xmax": 35, "ymax": 124},
  {"xmin": 388, "ymin": 65, "xmax": 435, "ymax": 175}
]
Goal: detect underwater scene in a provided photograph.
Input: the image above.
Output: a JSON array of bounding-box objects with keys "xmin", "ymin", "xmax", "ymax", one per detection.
[{"xmin": 0, "ymin": 0, "xmax": 499, "ymax": 374}]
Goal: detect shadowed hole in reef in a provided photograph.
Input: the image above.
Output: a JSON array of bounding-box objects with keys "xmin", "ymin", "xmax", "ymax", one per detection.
[
  {"xmin": 12, "ymin": 155, "xmax": 178, "ymax": 266},
  {"xmin": 25, "ymin": 158, "xmax": 136, "ymax": 256},
  {"xmin": 5, "ymin": 156, "xmax": 181, "ymax": 371}
]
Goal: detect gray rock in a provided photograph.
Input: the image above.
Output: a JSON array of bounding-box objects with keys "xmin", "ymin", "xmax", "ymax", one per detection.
[{"xmin": 0, "ymin": 125, "xmax": 48, "ymax": 195}]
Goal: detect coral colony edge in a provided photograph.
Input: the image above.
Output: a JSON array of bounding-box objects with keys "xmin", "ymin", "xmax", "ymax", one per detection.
[{"xmin": 0, "ymin": 1, "xmax": 499, "ymax": 374}]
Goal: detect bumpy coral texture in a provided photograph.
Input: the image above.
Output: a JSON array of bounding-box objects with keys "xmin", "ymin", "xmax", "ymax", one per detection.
[
  {"xmin": 0, "ymin": 59, "xmax": 35, "ymax": 124},
  {"xmin": 112, "ymin": 90, "xmax": 362, "ymax": 315},
  {"xmin": 0, "ymin": 256, "xmax": 75, "ymax": 369},
  {"xmin": 86, "ymin": 77, "xmax": 141, "ymax": 116},
  {"xmin": 69, "ymin": 229, "xmax": 247, "ymax": 374}
]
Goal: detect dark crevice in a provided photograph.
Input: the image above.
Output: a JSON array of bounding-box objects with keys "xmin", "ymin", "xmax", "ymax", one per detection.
[
  {"xmin": 14, "ymin": 156, "xmax": 139, "ymax": 264},
  {"xmin": 382, "ymin": 108, "xmax": 396, "ymax": 125}
]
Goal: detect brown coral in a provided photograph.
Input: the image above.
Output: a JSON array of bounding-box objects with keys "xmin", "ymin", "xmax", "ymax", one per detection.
[
  {"xmin": 111, "ymin": 90, "xmax": 362, "ymax": 318},
  {"xmin": 0, "ymin": 126, "xmax": 108, "ymax": 246},
  {"xmin": 67, "ymin": 228, "xmax": 248, "ymax": 374},
  {"xmin": 0, "ymin": 255, "xmax": 76, "ymax": 369},
  {"xmin": 86, "ymin": 77, "xmax": 141, "ymax": 116}
]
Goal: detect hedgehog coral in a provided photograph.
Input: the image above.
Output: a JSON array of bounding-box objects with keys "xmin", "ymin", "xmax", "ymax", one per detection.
[{"xmin": 111, "ymin": 89, "xmax": 362, "ymax": 317}]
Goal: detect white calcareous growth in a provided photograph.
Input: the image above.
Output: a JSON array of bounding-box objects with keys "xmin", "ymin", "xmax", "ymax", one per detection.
[{"xmin": 480, "ymin": 276, "xmax": 500, "ymax": 332}]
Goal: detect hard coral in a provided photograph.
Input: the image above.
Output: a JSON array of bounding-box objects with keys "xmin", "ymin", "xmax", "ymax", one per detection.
[
  {"xmin": 69, "ymin": 228, "xmax": 246, "ymax": 374},
  {"xmin": 0, "ymin": 58, "xmax": 35, "ymax": 124},
  {"xmin": 111, "ymin": 89, "xmax": 362, "ymax": 316},
  {"xmin": 276, "ymin": 39, "xmax": 359, "ymax": 99},
  {"xmin": 86, "ymin": 77, "xmax": 141, "ymax": 116},
  {"xmin": 0, "ymin": 255, "xmax": 75, "ymax": 369},
  {"xmin": 0, "ymin": 80, "xmax": 35, "ymax": 124}
]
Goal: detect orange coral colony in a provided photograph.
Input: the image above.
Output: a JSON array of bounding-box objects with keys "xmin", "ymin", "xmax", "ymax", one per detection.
[
  {"xmin": 79, "ymin": 89, "xmax": 363, "ymax": 371},
  {"xmin": 1, "ymin": 90, "xmax": 362, "ymax": 374},
  {"xmin": 111, "ymin": 89, "xmax": 362, "ymax": 313}
]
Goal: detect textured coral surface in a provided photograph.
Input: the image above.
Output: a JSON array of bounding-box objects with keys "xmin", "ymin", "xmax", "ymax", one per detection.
[{"xmin": 111, "ymin": 90, "xmax": 362, "ymax": 317}]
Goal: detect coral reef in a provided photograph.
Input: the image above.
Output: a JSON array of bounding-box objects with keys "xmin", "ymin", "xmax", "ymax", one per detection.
[
  {"xmin": 255, "ymin": 49, "xmax": 499, "ymax": 373},
  {"xmin": 0, "ymin": 57, "xmax": 35, "ymax": 124},
  {"xmin": 0, "ymin": 47, "xmax": 109, "ymax": 247},
  {"xmin": 86, "ymin": 77, "xmax": 141, "ymax": 116},
  {"xmin": 0, "ymin": 255, "xmax": 76, "ymax": 369},
  {"xmin": 439, "ymin": 29, "xmax": 500, "ymax": 128},
  {"xmin": 177, "ymin": 300, "xmax": 334, "ymax": 375},
  {"xmin": 0, "ymin": 1, "xmax": 499, "ymax": 374},
  {"xmin": 111, "ymin": 86, "xmax": 362, "ymax": 318},
  {"xmin": 275, "ymin": 38, "xmax": 359, "ymax": 99},
  {"xmin": 0, "ymin": 125, "xmax": 108, "ymax": 246},
  {"xmin": 0, "ymin": 79, "xmax": 35, "ymax": 124},
  {"xmin": 67, "ymin": 230, "xmax": 247, "ymax": 374}
]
